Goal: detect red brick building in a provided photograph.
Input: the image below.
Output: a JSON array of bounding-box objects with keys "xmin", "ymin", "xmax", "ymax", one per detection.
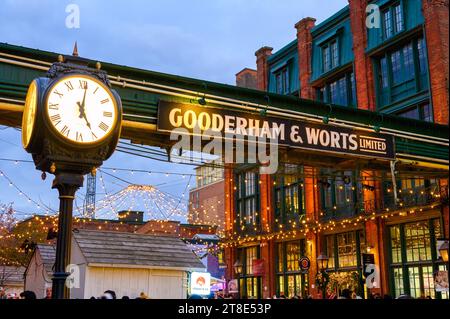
[
  {"xmin": 188, "ymin": 162, "xmax": 226, "ymax": 234},
  {"xmin": 224, "ymin": 0, "xmax": 449, "ymax": 299}
]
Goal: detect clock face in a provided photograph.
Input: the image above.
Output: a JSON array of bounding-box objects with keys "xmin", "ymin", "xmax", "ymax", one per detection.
[
  {"xmin": 22, "ymin": 80, "xmax": 38, "ymax": 149},
  {"xmin": 45, "ymin": 75, "xmax": 117, "ymax": 144}
]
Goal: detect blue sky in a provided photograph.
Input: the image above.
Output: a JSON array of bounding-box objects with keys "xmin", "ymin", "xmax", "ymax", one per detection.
[{"xmin": 0, "ymin": 0, "xmax": 348, "ymax": 221}]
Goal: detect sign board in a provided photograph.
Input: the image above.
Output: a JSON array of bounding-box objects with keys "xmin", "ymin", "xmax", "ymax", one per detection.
[
  {"xmin": 157, "ymin": 101, "xmax": 395, "ymax": 160},
  {"xmin": 252, "ymin": 259, "xmax": 265, "ymax": 276},
  {"xmin": 362, "ymin": 253, "xmax": 376, "ymax": 279},
  {"xmin": 434, "ymin": 270, "xmax": 449, "ymax": 293},
  {"xmin": 228, "ymin": 279, "xmax": 239, "ymax": 294},
  {"xmin": 190, "ymin": 272, "xmax": 211, "ymax": 296},
  {"xmin": 299, "ymin": 257, "xmax": 311, "ymax": 272}
]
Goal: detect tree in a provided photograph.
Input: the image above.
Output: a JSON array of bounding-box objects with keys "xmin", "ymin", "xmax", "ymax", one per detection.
[{"xmin": 0, "ymin": 203, "xmax": 50, "ymax": 267}]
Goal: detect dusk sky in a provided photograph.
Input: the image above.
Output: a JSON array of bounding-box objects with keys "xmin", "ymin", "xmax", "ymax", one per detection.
[{"xmin": 0, "ymin": 0, "xmax": 348, "ymax": 221}]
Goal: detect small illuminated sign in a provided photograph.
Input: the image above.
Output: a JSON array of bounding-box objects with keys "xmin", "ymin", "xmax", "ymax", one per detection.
[{"xmin": 190, "ymin": 272, "xmax": 211, "ymax": 296}]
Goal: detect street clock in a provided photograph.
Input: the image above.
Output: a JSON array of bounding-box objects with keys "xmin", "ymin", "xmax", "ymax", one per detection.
[
  {"xmin": 21, "ymin": 54, "xmax": 122, "ymax": 175},
  {"xmin": 21, "ymin": 49, "xmax": 123, "ymax": 299}
]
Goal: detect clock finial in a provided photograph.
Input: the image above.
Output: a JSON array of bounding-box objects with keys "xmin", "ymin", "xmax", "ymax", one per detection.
[{"xmin": 72, "ymin": 41, "xmax": 79, "ymax": 57}]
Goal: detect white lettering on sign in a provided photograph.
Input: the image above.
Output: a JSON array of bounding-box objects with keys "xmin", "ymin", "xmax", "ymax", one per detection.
[{"xmin": 159, "ymin": 101, "xmax": 395, "ymax": 160}]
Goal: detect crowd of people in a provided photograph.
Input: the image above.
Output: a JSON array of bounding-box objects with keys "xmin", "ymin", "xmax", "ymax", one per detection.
[{"xmin": 0, "ymin": 287, "xmax": 436, "ymax": 300}]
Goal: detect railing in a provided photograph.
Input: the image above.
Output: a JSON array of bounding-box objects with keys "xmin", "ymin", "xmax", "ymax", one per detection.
[{"xmin": 320, "ymin": 184, "xmax": 449, "ymax": 222}]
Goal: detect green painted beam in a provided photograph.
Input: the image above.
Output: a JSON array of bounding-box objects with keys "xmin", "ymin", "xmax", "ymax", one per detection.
[{"xmin": 0, "ymin": 42, "xmax": 448, "ymax": 164}]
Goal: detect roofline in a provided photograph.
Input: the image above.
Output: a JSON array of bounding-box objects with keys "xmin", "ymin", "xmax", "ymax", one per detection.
[
  {"xmin": 0, "ymin": 42, "xmax": 448, "ymax": 140},
  {"xmin": 267, "ymin": 39, "xmax": 298, "ymax": 64},
  {"xmin": 235, "ymin": 68, "xmax": 256, "ymax": 76},
  {"xmin": 311, "ymin": 5, "xmax": 350, "ymax": 36},
  {"xmin": 87, "ymin": 263, "xmax": 206, "ymax": 272}
]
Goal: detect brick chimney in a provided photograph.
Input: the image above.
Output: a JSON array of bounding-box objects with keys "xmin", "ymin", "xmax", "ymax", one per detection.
[
  {"xmin": 422, "ymin": 0, "xmax": 449, "ymax": 124},
  {"xmin": 236, "ymin": 68, "xmax": 258, "ymax": 89},
  {"xmin": 255, "ymin": 46, "xmax": 273, "ymax": 91},
  {"xmin": 295, "ymin": 17, "xmax": 316, "ymax": 99},
  {"xmin": 348, "ymin": 0, "xmax": 376, "ymax": 111}
]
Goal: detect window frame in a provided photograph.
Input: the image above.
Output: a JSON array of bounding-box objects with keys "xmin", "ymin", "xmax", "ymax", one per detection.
[
  {"xmin": 235, "ymin": 170, "xmax": 260, "ymax": 232},
  {"xmin": 316, "ymin": 72, "xmax": 356, "ymax": 108},
  {"xmin": 273, "ymin": 170, "xmax": 306, "ymax": 226},
  {"xmin": 275, "ymin": 240, "xmax": 309, "ymax": 298},
  {"xmin": 388, "ymin": 218, "xmax": 448, "ymax": 299},
  {"xmin": 382, "ymin": 2, "xmax": 404, "ymax": 40},
  {"xmin": 275, "ymin": 66, "xmax": 290, "ymax": 94}
]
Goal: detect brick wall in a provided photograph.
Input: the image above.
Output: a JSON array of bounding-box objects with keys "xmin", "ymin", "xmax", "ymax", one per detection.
[
  {"xmin": 255, "ymin": 46, "xmax": 273, "ymax": 91},
  {"xmin": 349, "ymin": 0, "xmax": 376, "ymax": 111},
  {"xmin": 236, "ymin": 68, "xmax": 257, "ymax": 89},
  {"xmin": 423, "ymin": 0, "xmax": 449, "ymax": 124},
  {"xmin": 295, "ymin": 17, "xmax": 316, "ymax": 99}
]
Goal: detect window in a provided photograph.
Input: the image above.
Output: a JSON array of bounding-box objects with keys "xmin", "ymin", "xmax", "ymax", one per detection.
[
  {"xmin": 393, "ymin": 4, "xmax": 403, "ymax": 33},
  {"xmin": 276, "ymin": 240, "xmax": 309, "ymax": 298},
  {"xmin": 316, "ymin": 73, "xmax": 356, "ymax": 107},
  {"xmin": 389, "ymin": 219, "xmax": 448, "ymax": 299},
  {"xmin": 377, "ymin": 38, "xmax": 430, "ymax": 108},
  {"xmin": 324, "ymin": 230, "xmax": 365, "ymax": 279},
  {"xmin": 391, "ymin": 50, "xmax": 402, "ymax": 84},
  {"xmin": 383, "ymin": 9, "xmax": 393, "ymax": 38},
  {"xmin": 350, "ymin": 72, "xmax": 356, "ymax": 106},
  {"xmin": 236, "ymin": 171, "xmax": 259, "ymax": 229},
  {"xmin": 238, "ymin": 246, "xmax": 261, "ymax": 299},
  {"xmin": 320, "ymin": 170, "xmax": 358, "ymax": 219},
  {"xmin": 402, "ymin": 43, "xmax": 414, "ymax": 81},
  {"xmin": 331, "ymin": 41, "xmax": 339, "ymax": 68},
  {"xmin": 397, "ymin": 103, "xmax": 433, "ymax": 122},
  {"xmin": 323, "ymin": 46, "xmax": 330, "ymax": 72},
  {"xmin": 322, "ymin": 39, "xmax": 339, "ymax": 73},
  {"xmin": 275, "ymin": 67, "xmax": 289, "ymax": 94},
  {"xmin": 337, "ymin": 232, "xmax": 358, "ymax": 268},
  {"xmin": 383, "ymin": 3, "xmax": 403, "ymax": 39},
  {"xmin": 417, "ymin": 38, "xmax": 427, "ymax": 74},
  {"xmin": 379, "ymin": 57, "xmax": 389, "ymax": 88},
  {"xmin": 274, "ymin": 165, "xmax": 305, "ymax": 225}
]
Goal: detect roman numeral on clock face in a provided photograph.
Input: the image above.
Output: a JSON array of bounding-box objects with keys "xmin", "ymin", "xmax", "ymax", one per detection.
[
  {"xmin": 64, "ymin": 81, "xmax": 74, "ymax": 91},
  {"xmin": 76, "ymin": 132, "xmax": 83, "ymax": 142},
  {"xmin": 60, "ymin": 125, "xmax": 70, "ymax": 137},
  {"xmin": 53, "ymin": 90, "xmax": 64, "ymax": 98},
  {"xmin": 48, "ymin": 103, "xmax": 59, "ymax": 110},
  {"xmin": 50, "ymin": 114, "xmax": 61, "ymax": 123},
  {"xmin": 98, "ymin": 122, "xmax": 109, "ymax": 132},
  {"xmin": 103, "ymin": 111, "xmax": 112, "ymax": 117},
  {"xmin": 101, "ymin": 98, "xmax": 109, "ymax": 104},
  {"xmin": 79, "ymin": 80, "xmax": 88, "ymax": 89}
]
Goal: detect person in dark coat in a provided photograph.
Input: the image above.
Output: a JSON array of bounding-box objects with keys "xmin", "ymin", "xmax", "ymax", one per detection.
[{"xmin": 20, "ymin": 291, "xmax": 36, "ymax": 299}]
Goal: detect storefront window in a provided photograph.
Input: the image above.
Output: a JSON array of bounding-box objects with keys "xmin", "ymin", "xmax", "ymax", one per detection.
[
  {"xmin": 325, "ymin": 230, "xmax": 364, "ymax": 271},
  {"xmin": 276, "ymin": 240, "xmax": 309, "ymax": 298},
  {"xmin": 390, "ymin": 226, "xmax": 402, "ymax": 263},
  {"xmin": 388, "ymin": 219, "xmax": 448, "ymax": 299},
  {"xmin": 238, "ymin": 246, "xmax": 261, "ymax": 299},
  {"xmin": 404, "ymin": 221, "xmax": 432, "ymax": 262},
  {"xmin": 337, "ymin": 232, "xmax": 358, "ymax": 268}
]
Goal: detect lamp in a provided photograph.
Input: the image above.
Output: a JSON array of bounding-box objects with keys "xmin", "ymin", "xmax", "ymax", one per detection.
[
  {"xmin": 233, "ymin": 260, "xmax": 243, "ymax": 275},
  {"xmin": 317, "ymin": 253, "xmax": 329, "ymax": 271},
  {"xmin": 198, "ymin": 95, "xmax": 207, "ymax": 105},
  {"xmin": 439, "ymin": 241, "xmax": 449, "ymax": 262}
]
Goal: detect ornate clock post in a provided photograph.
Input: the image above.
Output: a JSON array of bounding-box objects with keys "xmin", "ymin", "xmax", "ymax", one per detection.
[{"xmin": 21, "ymin": 49, "xmax": 122, "ymax": 299}]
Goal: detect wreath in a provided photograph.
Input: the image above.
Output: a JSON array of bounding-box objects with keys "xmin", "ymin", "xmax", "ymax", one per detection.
[{"xmin": 315, "ymin": 270, "xmax": 330, "ymax": 291}]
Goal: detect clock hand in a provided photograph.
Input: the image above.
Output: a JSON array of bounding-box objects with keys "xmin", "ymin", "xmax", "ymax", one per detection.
[{"xmin": 77, "ymin": 101, "xmax": 91, "ymax": 129}]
